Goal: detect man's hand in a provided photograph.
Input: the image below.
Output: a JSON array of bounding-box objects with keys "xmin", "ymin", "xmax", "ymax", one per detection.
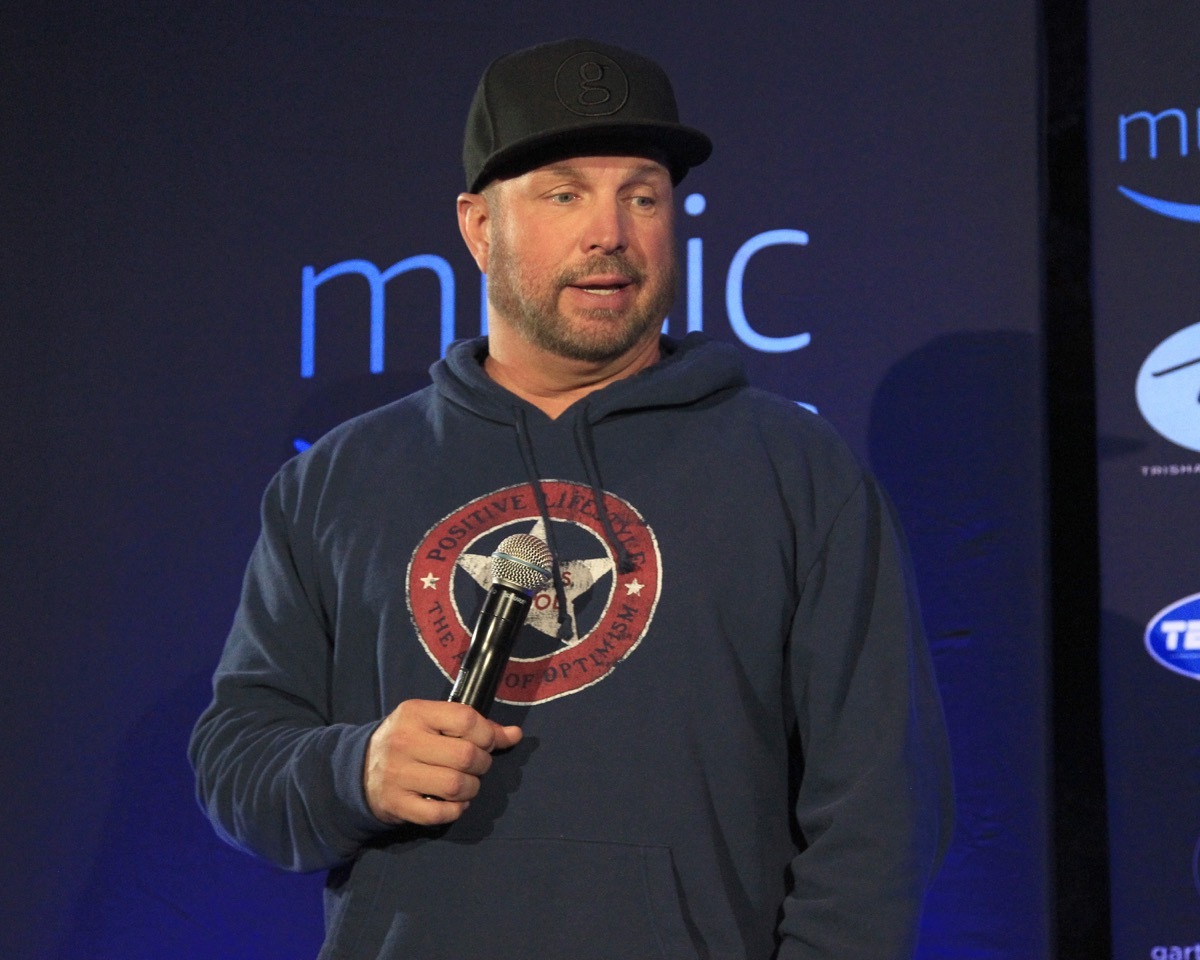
[{"xmin": 363, "ymin": 699, "xmax": 522, "ymax": 826}]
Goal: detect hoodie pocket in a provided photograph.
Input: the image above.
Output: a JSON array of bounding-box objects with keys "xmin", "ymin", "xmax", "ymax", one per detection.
[{"xmin": 320, "ymin": 836, "xmax": 700, "ymax": 960}]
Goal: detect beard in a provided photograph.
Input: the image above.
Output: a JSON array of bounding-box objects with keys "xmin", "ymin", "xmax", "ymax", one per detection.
[{"xmin": 485, "ymin": 237, "xmax": 678, "ymax": 364}]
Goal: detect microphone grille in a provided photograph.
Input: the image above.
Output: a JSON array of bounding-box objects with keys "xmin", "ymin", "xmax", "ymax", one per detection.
[{"xmin": 491, "ymin": 533, "xmax": 553, "ymax": 592}]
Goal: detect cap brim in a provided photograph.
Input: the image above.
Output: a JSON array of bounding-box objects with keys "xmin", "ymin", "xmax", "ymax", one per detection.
[{"xmin": 470, "ymin": 120, "xmax": 712, "ymax": 192}]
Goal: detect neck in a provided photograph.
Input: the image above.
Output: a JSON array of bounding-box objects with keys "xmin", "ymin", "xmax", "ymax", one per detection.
[{"xmin": 483, "ymin": 328, "xmax": 662, "ymax": 419}]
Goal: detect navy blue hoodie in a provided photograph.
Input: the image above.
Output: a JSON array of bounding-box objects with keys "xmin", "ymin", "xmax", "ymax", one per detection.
[{"xmin": 190, "ymin": 333, "xmax": 953, "ymax": 959}]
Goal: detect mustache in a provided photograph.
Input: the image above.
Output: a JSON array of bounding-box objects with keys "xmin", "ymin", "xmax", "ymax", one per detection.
[{"xmin": 557, "ymin": 254, "xmax": 647, "ymax": 286}]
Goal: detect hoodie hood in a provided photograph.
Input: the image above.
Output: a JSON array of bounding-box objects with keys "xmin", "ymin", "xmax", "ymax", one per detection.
[
  {"xmin": 428, "ymin": 332, "xmax": 750, "ymax": 638},
  {"xmin": 430, "ymin": 332, "xmax": 749, "ymax": 425}
]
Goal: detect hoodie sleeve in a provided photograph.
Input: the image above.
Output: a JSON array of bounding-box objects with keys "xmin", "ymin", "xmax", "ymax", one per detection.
[
  {"xmin": 188, "ymin": 468, "xmax": 387, "ymax": 873},
  {"xmin": 777, "ymin": 472, "xmax": 954, "ymax": 959}
]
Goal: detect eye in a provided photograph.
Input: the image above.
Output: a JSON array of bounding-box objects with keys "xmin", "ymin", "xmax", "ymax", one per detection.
[
  {"xmin": 630, "ymin": 195, "xmax": 657, "ymax": 209},
  {"xmin": 548, "ymin": 192, "xmax": 577, "ymax": 204}
]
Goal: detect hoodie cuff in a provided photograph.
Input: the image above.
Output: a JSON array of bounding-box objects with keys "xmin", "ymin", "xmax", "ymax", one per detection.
[{"xmin": 328, "ymin": 719, "xmax": 391, "ymax": 844}]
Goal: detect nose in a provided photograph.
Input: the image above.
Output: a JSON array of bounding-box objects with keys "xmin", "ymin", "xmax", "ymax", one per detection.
[{"xmin": 582, "ymin": 197, "xmax": 628, "ymax": 255}]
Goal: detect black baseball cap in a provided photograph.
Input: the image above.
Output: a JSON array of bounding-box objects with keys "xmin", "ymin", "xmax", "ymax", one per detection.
[{"xmin": 463, "ymin": 38, "xmax": 712, "ymax": 193}]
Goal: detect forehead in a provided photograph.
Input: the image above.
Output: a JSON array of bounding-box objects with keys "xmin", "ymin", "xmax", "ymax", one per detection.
[{"xmin": 506, "ymin": 154, "xmax": 673, "ymax": 187}]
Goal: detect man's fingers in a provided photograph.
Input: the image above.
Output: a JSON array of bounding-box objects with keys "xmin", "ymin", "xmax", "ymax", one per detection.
[
  {"xmin": 491, "ymin": 723, "xmax": 523, "ymax": 752},
  {"xmin": 423, "ymin": 702, "xmax": 523, "ymax": 754},
  {"xmin": 418, "ymin": 732, "xmax": 496, "ymax": 778},
  {"xmin": 399, "ymin": 795, "xmax": 471, "ymax": 826},
  {"xmin": 364, "ymin": 700, "xmax": 522, "ymax": 826}
]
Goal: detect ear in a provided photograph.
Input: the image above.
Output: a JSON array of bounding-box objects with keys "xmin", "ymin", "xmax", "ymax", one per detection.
[{"xmin": 457, "ymin": 191, "xmax": 491, "ymax": 274}]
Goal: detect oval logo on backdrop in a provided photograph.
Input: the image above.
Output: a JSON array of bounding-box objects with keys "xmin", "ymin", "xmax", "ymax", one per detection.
[
  {"xmin": 1145, "ymin": 593, "xmax": 1200, "ymax": 680},
  {"xmin": 1135, "ymin": 322, "xmax": 1200, "ymax": 453}
]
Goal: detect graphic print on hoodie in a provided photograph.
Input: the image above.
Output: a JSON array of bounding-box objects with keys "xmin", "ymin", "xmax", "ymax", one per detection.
[{"xmin": 408, "ymin": 480, "xmax": 663, "ymax": 704}]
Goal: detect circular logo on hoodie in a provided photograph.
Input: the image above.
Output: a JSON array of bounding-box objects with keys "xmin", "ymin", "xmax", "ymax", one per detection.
[{"xmin": 407, "ymin": 481, "xmax": 661, "ymax": 704}]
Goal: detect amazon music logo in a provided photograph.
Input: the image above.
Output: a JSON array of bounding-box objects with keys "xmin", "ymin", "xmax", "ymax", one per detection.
[
  {"xmin": 1117, "ymin": 107, "xmax": 1200, "ymax": 222},
  {"xmin": 293, "ymin": 194, "xmax": 820, "ymax": 452},
  {"xmin": 299, "ymin": 193, "xmax": 812, "ymax": 377}
]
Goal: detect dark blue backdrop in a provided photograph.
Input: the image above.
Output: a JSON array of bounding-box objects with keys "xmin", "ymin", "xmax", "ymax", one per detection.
[{"xmin": 4, "ymin": 3, "xmax": 1044, "ymax": 957}]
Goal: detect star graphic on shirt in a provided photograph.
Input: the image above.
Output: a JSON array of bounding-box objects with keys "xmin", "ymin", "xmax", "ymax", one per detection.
[
  {"xmin": 420, "ymin": 572, "xmax": 439, "ymax": 589},
  {"xmin": 624, "ymin": 578, "xmax": 645, "ymax": 596},
  {"xmin": 456, "ymin": 519, "xmax": 613, "ymax": 644}
]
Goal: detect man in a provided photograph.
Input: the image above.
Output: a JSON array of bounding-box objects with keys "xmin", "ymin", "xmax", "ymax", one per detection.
[{"xmin": 190, "ymin": 37, "xmax": 953, "ymax": 959}]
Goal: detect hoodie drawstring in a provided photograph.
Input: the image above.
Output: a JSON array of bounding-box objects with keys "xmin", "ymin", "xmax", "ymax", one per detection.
[
  {"xmin": 572, "ymin": 408, "xmax": 636, "ymax": 575},
  {"xmin": 512, "ymin": 404, "xmax": 638, "ymax": 643},
  {"xmin": 513, "ymin": 407, "xmax": 574, "ymax": 642}
]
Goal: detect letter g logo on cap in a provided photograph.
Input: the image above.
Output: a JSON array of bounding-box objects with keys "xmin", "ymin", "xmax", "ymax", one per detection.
[{"xmin": 555, "ymin": 52, "xmax": 629, "ymax": 117}]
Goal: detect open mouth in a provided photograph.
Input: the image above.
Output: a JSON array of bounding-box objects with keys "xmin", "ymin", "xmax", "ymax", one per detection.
[{"xmin": 569, "ymin": 274, "xmax": 634, "ymax": 297}]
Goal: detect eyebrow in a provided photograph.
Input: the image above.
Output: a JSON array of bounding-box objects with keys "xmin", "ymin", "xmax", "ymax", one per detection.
[{"xmin": 534, "ymin": 161, "xmax": 670, "ymax": 184}]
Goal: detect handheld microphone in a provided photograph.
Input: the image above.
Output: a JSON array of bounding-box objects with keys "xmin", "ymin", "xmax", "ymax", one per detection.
[{"xmin": 448, "ymin": 533, "xmax": 553, "ymax": 716}]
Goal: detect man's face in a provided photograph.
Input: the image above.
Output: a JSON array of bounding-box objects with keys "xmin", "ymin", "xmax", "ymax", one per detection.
[{"xmin": 481, "ymin": 155, "xmax": 678, "ymax": 364}]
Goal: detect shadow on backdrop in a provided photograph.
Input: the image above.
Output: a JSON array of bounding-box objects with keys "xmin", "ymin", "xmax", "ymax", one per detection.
[
  {"xmin": 868, "ymin": 330, "xmax": 1049, "ymax": 958},
  {"xmin": 57, "ymin": 671, "xmax": 325, "ymax": 959}
]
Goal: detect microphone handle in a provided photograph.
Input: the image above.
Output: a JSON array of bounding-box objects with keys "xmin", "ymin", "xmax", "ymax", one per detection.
[{"xmin": 448, "ymin": 583, "xmax": 532, "ymax": 715}]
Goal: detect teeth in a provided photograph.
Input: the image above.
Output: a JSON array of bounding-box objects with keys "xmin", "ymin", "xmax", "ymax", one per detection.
[{"xmin": 582, "ymin": 287, "xmax": 619, "ymax": 295}]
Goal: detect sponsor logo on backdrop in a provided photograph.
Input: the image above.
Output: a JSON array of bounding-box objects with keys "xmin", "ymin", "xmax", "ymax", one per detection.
[
  {"xmin": 1118, "ymin": 107, "xmax": 1200, "ymax": 222},
  {"xmin": 1152, "ymin": 944, "xmax": 1200, "ymax": 960},
  {"xmin": 1145, "ymin": 593, "xmax": 1200, "ymax": 680},
  {"xmin": 1140, "ymin": 464, "xmax": 1200, "ymax": 476},
  {"xmin": 1136, "ymin": 323, "xmax": 1200, "ymax": 454}
]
